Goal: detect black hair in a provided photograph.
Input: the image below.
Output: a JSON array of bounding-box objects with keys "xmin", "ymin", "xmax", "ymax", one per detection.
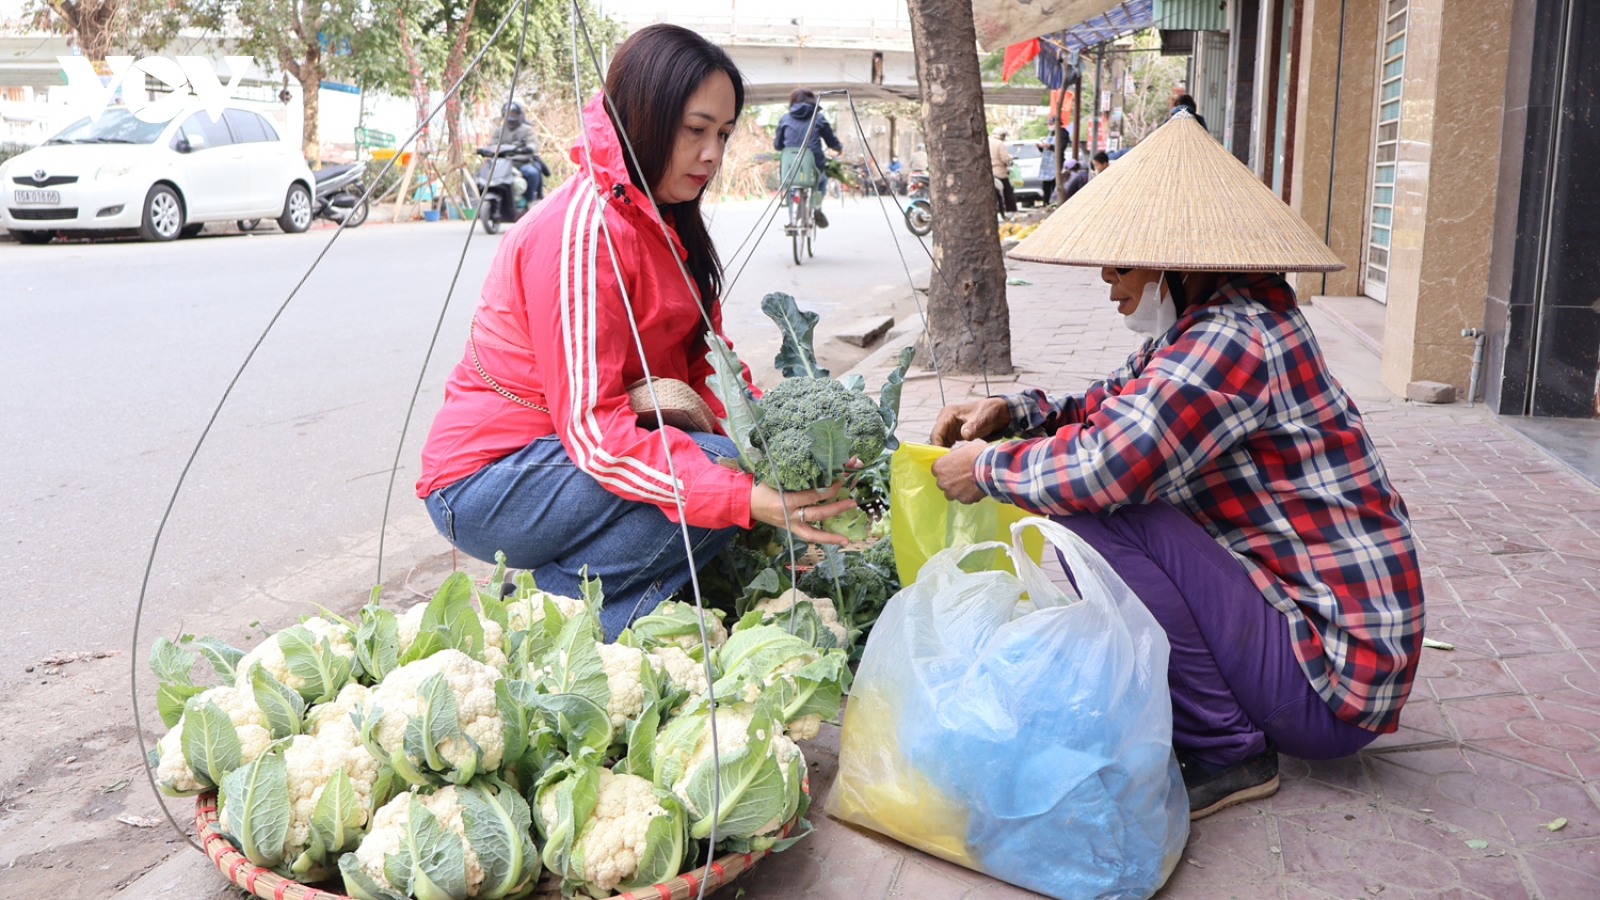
[
  {"xmin": 789, "ymin": 87, "xmax": 817, "ymax": 106},
  {"xmin": 1174, "ymin": 93, "xmax": 1198, "ymax": 111},
  {"xmin": 604, "ymin": 23, "xmax": 745, "ymax": 305},
  {"xmin": 1093, "ymin": 150, "xmax": 1110, "ymax": 165}
]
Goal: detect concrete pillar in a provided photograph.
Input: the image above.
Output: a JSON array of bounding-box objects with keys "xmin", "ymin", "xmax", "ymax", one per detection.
[
  {"xmin": 1287, "ymin": 0, "xmax": 1378, "ymax": 301},
  {"xmin": 1379, "ymin": 0, "xmax": 1516, "ymax": 397}
]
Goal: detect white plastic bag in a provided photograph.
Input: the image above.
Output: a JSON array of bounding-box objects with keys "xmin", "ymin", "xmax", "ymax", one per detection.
[{"xmin": 828, "ymin": 517, "xmax": 1188, "ymax": 900}]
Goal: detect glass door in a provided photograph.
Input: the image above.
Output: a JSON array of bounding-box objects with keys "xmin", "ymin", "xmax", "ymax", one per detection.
[{"xmin": 1363, "ymin": 0, "xmax": 1408, "ymax": 303}]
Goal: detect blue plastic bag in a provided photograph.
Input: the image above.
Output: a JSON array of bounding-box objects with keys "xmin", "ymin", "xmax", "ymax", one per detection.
[{"xmin": 828, "ymin": 517, "xmax": 1188, "ymax": 900}]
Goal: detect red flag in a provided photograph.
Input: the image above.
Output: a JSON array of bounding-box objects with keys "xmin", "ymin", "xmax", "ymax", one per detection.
[{"xmin": 1001, "ymin": 38, "xmax": 1040, "ymax": 83}]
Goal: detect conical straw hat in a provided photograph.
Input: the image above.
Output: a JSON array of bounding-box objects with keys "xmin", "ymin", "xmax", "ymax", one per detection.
[{"xmin": 1010, "ymin": 112, "xmax": 1345, "ymax": 272}]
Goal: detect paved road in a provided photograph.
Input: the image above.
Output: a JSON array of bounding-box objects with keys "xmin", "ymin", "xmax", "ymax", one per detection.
[{"xmin": 0, "ymin": 197, "xmax": 927, "ymax": 674}]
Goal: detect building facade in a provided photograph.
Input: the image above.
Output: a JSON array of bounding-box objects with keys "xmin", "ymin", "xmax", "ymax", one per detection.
[{"xmin": 1156, "ymin": 0, "xmax": 1594, "ymax": 422}]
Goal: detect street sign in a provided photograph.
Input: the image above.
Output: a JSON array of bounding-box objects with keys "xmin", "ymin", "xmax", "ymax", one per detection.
[{"xmin": 355, "ymin": 126, "xmax": 396, "ymax": 149}]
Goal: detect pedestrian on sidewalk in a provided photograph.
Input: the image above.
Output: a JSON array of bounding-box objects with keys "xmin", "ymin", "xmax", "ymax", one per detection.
[
  {"xmin": 775, "ymin": 88, "xmax": 844, "ymax": 227},
  {"xmin": 1059, "ymin": 157, "xmax": 1090, "ymax": 201},
  {"xmin": 928, "ymin": 110, "xmax": 1423, "ymax": 820},
  {"xmin": 416, "ymin": 25, "xmax": 856, "ymax": 640},
  {"xmin": 989, "ymin": 128, "xmax": 1017, "ymax": 214}
]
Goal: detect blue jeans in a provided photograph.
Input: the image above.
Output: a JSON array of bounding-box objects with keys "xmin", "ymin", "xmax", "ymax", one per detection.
[
  {"xmin": 424, "ymin": 433, "xmax": 740, "ymax": 639},
  {"xmin": 516, "ymin": 162, "xmax": 543, "ymax": 202}
]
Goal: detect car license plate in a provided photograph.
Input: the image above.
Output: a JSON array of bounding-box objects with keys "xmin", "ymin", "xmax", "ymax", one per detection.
[{"xmin": 14, "ymin": 190, "xmax": 60, "ymax": 204}]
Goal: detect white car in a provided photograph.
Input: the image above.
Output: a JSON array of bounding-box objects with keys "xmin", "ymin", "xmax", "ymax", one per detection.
[{"xmin": 0, "ymin": 103, "xmax": 315, "ymax": 243}]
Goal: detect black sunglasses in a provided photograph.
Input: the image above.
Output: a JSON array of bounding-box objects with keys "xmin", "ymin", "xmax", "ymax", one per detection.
[{"xmin": 1115, "ymin": 267, "xmax": 1132, "ymax": 275}]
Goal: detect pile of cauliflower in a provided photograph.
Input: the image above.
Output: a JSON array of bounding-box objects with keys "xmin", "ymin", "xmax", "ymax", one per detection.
[{"xmin": 147, "ymin": 568, "xmax": 850, "ymax": 899}]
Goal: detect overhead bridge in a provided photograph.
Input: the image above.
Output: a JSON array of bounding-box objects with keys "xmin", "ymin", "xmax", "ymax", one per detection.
[{"xmin": 613, "ymin": 14, "xmax": 1049, "ymax": 107}]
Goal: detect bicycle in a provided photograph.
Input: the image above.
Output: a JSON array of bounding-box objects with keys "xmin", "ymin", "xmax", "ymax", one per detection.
[
  {"xmin": 779, "ymin": 147, "xmax": 823, "ymax": 265},
  {"xmin": 784, "ymin": 182, "xmax": 816, "ymax": 265}
]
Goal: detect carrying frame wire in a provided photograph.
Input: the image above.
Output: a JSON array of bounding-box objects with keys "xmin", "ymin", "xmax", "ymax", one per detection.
[
  {"xmin": 128, "ymin": 0, "xmax": 534, "ymax": 851},
  {"xmin": 375, "ymin": 0, "xmax": 536, "ymax": 583},
  {"xmin": 129, "ymin": 0, "xmax": 998, "ymax": 877}
]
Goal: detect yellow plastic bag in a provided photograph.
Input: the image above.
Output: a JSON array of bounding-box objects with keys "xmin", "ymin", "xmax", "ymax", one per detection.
[
  {"xmin": 888, "ymin": 442, "xmax": 1044, "ymax": 583},
  {"xmin": 826, "ymin": 688, "xmax": 978, "ymax": 870}
]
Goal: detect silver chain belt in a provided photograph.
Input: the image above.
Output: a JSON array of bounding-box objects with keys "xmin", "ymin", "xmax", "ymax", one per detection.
[{"xmin": 469, "ymin": 319, "xmax": 549, "ymax": 413}]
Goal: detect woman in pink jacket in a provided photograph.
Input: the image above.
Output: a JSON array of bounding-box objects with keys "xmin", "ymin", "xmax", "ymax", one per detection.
[{"xmin": 416, "ymin": 25, "xmax": 853, "ymax": 637}]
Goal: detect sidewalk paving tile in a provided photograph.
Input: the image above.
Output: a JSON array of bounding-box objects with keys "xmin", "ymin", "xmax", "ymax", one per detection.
[{"xmin": 734, "ymin": 261, "xmax": 1600, "ymax": 899}]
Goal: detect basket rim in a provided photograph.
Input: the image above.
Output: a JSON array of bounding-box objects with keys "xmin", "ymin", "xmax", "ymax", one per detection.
[{"xmin": 194, "ymin": 784, "xmax": 802, "ymax": 900}]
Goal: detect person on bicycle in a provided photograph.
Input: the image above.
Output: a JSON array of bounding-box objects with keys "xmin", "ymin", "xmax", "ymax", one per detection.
[
  {"xmin": 774, "ymin": 88, "xmax": 843, "ymax": 227},
  {"xmin": 490, "ymin": 101, "xmax": 544, "ymax": 202},
  {"xmin": 417, "ymin": 25, "xmax": 856, "ymax": 640}
]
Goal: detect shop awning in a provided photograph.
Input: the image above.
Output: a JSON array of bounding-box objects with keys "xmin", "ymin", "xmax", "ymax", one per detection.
[
  {"xmin": 974, "ymin": 0, "xmax": 1126, "ymax": 52},
  {"xmin": 1032, "ymin": 0, "xmax": 1156, "ymax": 89}
]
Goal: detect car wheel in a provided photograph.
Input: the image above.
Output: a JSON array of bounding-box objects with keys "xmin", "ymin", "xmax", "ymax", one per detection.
[
  {"xmin": 277, "ymin": 183, "xmax": 313, "ymax": 233},
  {"xmin": 13, "ymin": 230, "xmax": 53, "ymax": 244},
  {"xmin": 237, "ymin": 219, "xmax": 261, "ymax": 232},
  {"xmin": 181, "ymin": 222, "xmax": 205, "ymax": 238},
  {"xmin": 138, "ymin": 184, "xmax": 184, "ymax": 242}
]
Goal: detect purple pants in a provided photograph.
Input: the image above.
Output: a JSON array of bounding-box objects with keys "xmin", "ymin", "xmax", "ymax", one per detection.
[{"xmin": 1056, "ymin": 501, "xmax": 1378, "ymax": 767}]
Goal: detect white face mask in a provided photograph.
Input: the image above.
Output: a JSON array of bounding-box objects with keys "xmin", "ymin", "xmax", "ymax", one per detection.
[{"xmin": 1123, "ymin": 278, "xmax": 1177, "ymax": 339}]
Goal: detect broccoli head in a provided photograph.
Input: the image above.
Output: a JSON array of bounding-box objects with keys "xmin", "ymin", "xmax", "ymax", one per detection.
[
  {"xmin": 756, "ymin": 378, "xmax": 888, "ymax": 491},
  {"xmin": 758, "ymin": 428, "xmax": 826, "ymax": 492},
  {"xmin": 862, "ymin": 535, "xmax": 898, "ymax": 581}
]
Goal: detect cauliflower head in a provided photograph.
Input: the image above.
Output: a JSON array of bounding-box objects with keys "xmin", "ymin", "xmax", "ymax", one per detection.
[
  {"xmin": 671, "ymin": 703, "xmax": 800, "ymax": 834},
  {"xmin": 305, "ymin": 681, "xmax": 370, "ymax": 741},
  {"xmin": 753, "ymin": 589, "xmax": 849, "ymax": 647},
  {"xmin": 647, "ymin": 646, "xmax": 709, "ymax": 698},
  {"xmin": 397, "ymin": 604, "xmax": 509, "ymax": 670},
  {"xmin": 505, "ymin": 593, "xmax": 587, "ymax": 633},
  {"xmin": 290, "ymin": 684, "xmax": 381, "ymax": 837},
  {"xmin": 236, "ymin": 616, "xmax": 356, "ymax": 694},
  {"xmin": 353, "ymin": 787, "xmax": 485, "ymax": 897},
  {"xmin": 363, "ymin": 649, "xmax": 505, "ymax": 775},
  {"xmin": 154, "ymin": 684, "xmax": 272, "ymax": 795},
  {"xmin": 783, "ymin": 713, "xmax": 823, "ymax": 743},
  {"xmin": 633, "ymin": 600, "xmax": 728, "ymax": 651},
  {"xmin": 539, "ymin": 769, "xmax": 677, "ymax": 896},
  {"xmin": 598, "ymin": 642, "xmax": 646, "ymax": 730}
]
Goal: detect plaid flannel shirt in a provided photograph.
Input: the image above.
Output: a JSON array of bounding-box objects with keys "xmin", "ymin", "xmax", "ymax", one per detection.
[{"xmin": 974, "ymin": 273, "xmax": 1422, "ymax": 732}]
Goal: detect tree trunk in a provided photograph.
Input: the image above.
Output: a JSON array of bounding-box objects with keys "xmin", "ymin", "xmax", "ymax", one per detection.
[
  {"xmin": 442, "ymin": 0, "xmax": 481, "ymax": 176},
  {"xmin": 397, "ymin": 8, "xmax": 432, "ymax": 149},
  {"xmin": 279, "ymin": 20, "xmax": 324, "ymax": 166},
  {"xmin": 300, "ymin": 67, "xmax": 321, "ymax": 164},
  {"xmin": 49, "ymin": 0, "xmax": 119, "ymax": 60},
  {"xmin": 906, "ymin": 0, "xmax": 1012, "ymax": 376}
]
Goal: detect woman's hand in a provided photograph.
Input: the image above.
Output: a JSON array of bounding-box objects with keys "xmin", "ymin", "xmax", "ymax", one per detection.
[
  {"xmin": 750, "ymin": 481, "xmax": 858, "ymax": 546},
  {"xmin": 930, "ymin": 397, "xmax": 1011, "ymax": 447},
  {"xmin": 932, "ymin": 440, "xmax": 989, "ymax": 504}
]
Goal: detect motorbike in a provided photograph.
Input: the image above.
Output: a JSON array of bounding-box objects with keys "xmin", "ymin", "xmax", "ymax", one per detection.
[
  {"xmin": 474, "ymin": 142, "xmax": 540, "ymax": 234},
  {"xmin": 239, "ymin": 161, "xmax": 368, "ymax": 232},
  {"xmin": 902, "ymin": 170, "xmax": 931, "ymax": 236}
]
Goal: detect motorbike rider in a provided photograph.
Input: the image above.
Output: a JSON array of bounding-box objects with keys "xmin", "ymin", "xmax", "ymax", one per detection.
[
  {"xmin": 774, "ymin": 88, "xmax": 842, "ymax": 227},
  {"xmin": 490, "ymin": 101, "xmax": 544, "ymax": 203}
]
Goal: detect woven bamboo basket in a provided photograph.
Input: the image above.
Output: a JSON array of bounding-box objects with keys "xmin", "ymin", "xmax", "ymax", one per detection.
[{"xmin": 195, "ymin": 787, "xmax": 801, "ymax": 900}]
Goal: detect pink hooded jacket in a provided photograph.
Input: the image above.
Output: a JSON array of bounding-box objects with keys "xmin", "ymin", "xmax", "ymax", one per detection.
[{"xmin": 416, "ymin": 93, "xmax": 758, "ymax": 529}]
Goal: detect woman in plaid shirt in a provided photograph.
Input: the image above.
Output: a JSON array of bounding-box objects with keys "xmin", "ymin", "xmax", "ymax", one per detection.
[{"xmin": 931, "ymin": 113, "xmax": 1423, "ymax": 820}]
